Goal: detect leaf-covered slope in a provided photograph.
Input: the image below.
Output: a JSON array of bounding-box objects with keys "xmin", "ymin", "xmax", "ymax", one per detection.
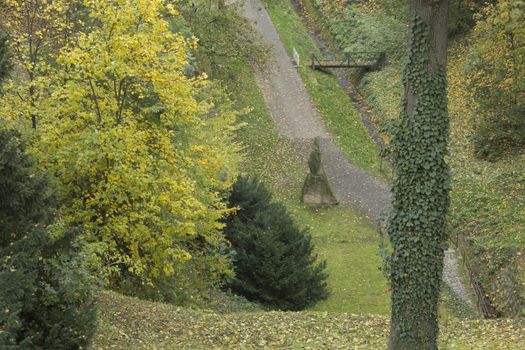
[{"xmin": 93, "ymin": 291, "xmax": 525, "ymax": 349}]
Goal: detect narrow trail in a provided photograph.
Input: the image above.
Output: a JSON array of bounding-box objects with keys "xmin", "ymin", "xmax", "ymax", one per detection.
[
  {"xmin": 241, "ymin": 0, "xmax": 390, "ymax": 225},
  {"xmin": 239, "ymin": 0, "xmax": 473, "ymax": 308}
]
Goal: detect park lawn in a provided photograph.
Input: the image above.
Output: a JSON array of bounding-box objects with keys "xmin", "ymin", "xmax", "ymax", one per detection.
[
  {"xmin": 314, "ymin": 242, "xmax": 389, "ymax": 315},
  {"xmin": 285, "ymin": 202, "xmax": 390, "ymax": 315}
]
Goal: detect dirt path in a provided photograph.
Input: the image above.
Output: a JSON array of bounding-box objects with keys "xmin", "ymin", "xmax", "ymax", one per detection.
[
  {"xmin": 239, "ymin": 0, "xmax": 473, "ymax": 308},
  {"xmin": 241, "ymin": 0, "xmax": 391, "ymax": 225},
  {"xmin": 288, "ymin": 0, "xmax": 385, "ymax": 152}
]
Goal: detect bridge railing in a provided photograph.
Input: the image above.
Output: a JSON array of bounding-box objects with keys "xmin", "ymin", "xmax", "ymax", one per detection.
[{"xmin": 310, "ymin": 51, "xmax": 385, "ymax": 70}]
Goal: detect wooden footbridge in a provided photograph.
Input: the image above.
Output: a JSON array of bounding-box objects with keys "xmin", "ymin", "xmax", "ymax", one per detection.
[{"xmin": 310, "ymin": 51, "xmax": 385, "ymax": 71}]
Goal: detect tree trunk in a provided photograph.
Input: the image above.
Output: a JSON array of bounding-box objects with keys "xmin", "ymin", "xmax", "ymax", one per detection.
[{"xmin": 387, "ymin": 1, "xmax": 449, "ymax": 349}]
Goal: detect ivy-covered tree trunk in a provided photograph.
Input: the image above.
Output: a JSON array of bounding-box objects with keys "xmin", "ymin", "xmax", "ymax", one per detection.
[{"xmin": 388, "ymin": 1, "xmax": 449, "ymax": 349}]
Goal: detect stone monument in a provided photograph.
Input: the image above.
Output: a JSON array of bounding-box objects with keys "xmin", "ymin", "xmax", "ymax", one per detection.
[{"xmin": 301, "ymin": 137, "xmax": 338, "ymax": 205}]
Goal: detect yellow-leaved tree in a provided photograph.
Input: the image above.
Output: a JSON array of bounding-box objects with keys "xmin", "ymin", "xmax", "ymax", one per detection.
[
  {"xmin": 1, "ymin": 0, "xmax": 241, "ymax": 300},
  {"xmin": 0, "ymin": 0, "xmax": 77, "ymax": 129}
]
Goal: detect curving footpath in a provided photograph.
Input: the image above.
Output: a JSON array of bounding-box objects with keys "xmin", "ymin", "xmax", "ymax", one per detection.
[{"xmin": 239, "ymin": 0, "xmax": 473, "ymax": 308}]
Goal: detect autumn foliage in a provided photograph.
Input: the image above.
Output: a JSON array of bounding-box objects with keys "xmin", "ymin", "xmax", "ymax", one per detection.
[{"xmin": 0, "ymin": 0, "xmax": 241, "ymax": 292}]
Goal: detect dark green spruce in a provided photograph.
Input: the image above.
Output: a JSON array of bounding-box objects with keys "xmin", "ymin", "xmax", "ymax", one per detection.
[
  {"xmin": 1, "ymin": 40, "xmax": 96, "ymax": 348},
  {"xmin": 387, "ymin": 1, "xmax": 450, "ymax": 349},
  {"xmin": 0, "ymin": 128, "xmax": 98, "ymax": 349},
  {"xmin": 224, "ymin": 176, "xmax": 328, "ymax": 311}
]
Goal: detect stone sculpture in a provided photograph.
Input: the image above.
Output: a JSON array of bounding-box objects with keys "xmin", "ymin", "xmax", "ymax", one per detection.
[{"xmin": 301, "ymin": 137, "xmax": 338, "ymax": 205}]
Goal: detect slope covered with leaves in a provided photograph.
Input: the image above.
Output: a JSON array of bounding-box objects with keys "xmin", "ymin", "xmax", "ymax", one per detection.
[{"xmin": 92, "ymin": 291, "xmax": 525, "ymax": 349}]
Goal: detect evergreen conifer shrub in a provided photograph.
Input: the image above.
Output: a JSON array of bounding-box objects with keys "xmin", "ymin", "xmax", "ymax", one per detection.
[
  {"xmin": 224, "ymin": 176, "xmax": 328, "ymax": 311},
  {"xmin": 0, "ymin": 129, "xmax": 97, "ymax": 349}
]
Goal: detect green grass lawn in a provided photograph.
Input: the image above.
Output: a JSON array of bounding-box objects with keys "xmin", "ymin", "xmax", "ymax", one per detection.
[
  {"xmin": 261, "ymin": 0, "xmax": 383, "ymax": 178},
  {"xmin": 314, "ymin": 241, "xmax": 389, "ymax": 315},
  {"xmin": 286, "ymin": 203, "xmax": 390, "ymax": 315}
]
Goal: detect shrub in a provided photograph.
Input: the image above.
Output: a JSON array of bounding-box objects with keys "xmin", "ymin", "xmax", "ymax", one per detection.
[
  {"xmin": 224, "ymin": 176, "xmax": 328, "ymax": 311},
  {"xmin": 0, "ymin": 129, "xmax": 97, "ymax": 349}
]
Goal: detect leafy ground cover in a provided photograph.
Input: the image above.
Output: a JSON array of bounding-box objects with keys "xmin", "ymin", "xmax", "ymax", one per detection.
[
  {"xmin": 447, "ymin": 42, "xmax": 525, "ymax": 316},
  {"xmin": 92, "ymin": 291, "xmax": 525, "ymax": 349}
]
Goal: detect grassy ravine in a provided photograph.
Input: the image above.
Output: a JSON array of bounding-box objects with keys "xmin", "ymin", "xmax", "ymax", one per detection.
[
  {"xmin": 260, "ymin": 0, "xmax": 383, "ymax": 178},
  {"xmin": 90, "ymin": 4, "xmax": 525, "ymax": 349},
  {"xmin": 92, "ymin": 291, "xmax": 525, "ymax": 349}
]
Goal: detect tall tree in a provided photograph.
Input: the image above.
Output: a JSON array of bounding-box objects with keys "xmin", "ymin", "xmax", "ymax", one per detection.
[
  {"xmin": 1, "ymin": 0, "xmax": 241, "ymax": 292},
  {"xmin": 387, "ymin": 0, "xmax": 450, "ymax": 349}
]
